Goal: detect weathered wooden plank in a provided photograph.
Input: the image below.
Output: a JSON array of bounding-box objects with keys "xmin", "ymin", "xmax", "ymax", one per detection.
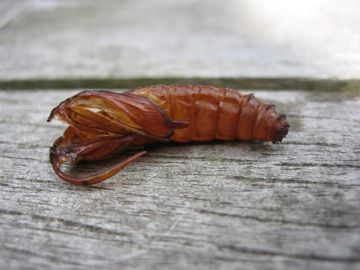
[
  {"xmin": 0, "ymin": 89, "xmax": 360, "ymax": 270},
  {"xmin": 1, "ymin": 0, "xmax": 360, "ymax": 80}
]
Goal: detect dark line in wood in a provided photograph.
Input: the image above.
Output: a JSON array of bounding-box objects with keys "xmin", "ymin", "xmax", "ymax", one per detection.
[
  {"xmin": 0, "ymin": 209, "xmax": 23, "ymax": 216},
  {"xmin": 0, "ymin": 120, "xmax": 63, "ymax": 129},
  {"xmin": 2, "ymin": 246, "xmax": 84, "ymax": 266},
  {"xmin": 197, "ymin": 209, "xmax": 360, "ymax": 230},
  {"xmin": 218, "ymin": 244, "xmax": 360, "ymax": 263},
  {"xmin": 149, "ymin": 153, "xmax": 256, "ymax": 163},
  {"xmin": 277, "ymin": 162, "xmax": 360, "ymax": 169},
  {"xmin": 286, "ymin": 114, "xmax": 350, "ymax": 121},
  {"xmin": 0, "ymin": 209, "xmax": 131, "ymax": 237},
  {"xmin": 283, "ymin": 141, "xmax": 341, "ymax": 147},
  {"xmin": 228, "ymin": 175, "xmax": 360, "ymax": 188},
  {"xmin": 0, "ymin": 155, "xmax": 46, "ymax": 162}
]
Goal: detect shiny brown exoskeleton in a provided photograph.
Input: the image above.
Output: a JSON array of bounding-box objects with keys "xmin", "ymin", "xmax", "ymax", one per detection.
[{"xmin": 48, "ymin": 85, "xmax": 289, "ymax": 185}]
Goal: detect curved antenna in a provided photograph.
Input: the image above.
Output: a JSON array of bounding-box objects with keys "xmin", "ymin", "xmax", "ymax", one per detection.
[{"xmin": 50, "ymin": 151, "xmax": 147, "ymax": 186}]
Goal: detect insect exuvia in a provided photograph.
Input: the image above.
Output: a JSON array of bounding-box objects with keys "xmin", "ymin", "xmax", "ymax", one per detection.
[{"xmin": 48, "ymin": 85, "xmax": 289, "ymax": 185}]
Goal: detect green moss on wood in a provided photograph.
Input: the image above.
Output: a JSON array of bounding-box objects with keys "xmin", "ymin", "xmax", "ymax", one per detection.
[{"xmin": 0, "ymin": 77, "xmax": 359, "ymax": 91}]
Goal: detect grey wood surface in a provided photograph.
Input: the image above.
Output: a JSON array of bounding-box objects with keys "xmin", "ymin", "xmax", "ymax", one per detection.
[
  {"xmin": 0, "ymin": 89, "xmax": 359, "ymax": 270},
  {"xmin": 1, "ymin": 0, "xmax": 360, "ymax": 80}
]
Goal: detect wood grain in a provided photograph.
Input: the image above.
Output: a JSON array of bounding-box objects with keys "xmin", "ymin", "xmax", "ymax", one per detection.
[{"xmin": 0, "ymin": 89, "xmax": 359, "ymax": 270}]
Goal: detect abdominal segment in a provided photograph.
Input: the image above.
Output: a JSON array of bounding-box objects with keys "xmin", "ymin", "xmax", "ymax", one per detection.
[{"xmin": 133, "ymin": 85, "xmax": 289, "ymax": 143}]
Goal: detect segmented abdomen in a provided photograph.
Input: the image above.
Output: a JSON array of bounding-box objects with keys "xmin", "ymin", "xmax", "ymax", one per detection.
[{"xmin": 133, "ymin": 85, "xmax": 289, "ymax": 143}]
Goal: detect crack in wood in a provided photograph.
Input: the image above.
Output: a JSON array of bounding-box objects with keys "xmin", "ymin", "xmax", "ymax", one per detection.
[{"xmin": 217, "ymin": 244, "xmax": 360, "ymax": 263}]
